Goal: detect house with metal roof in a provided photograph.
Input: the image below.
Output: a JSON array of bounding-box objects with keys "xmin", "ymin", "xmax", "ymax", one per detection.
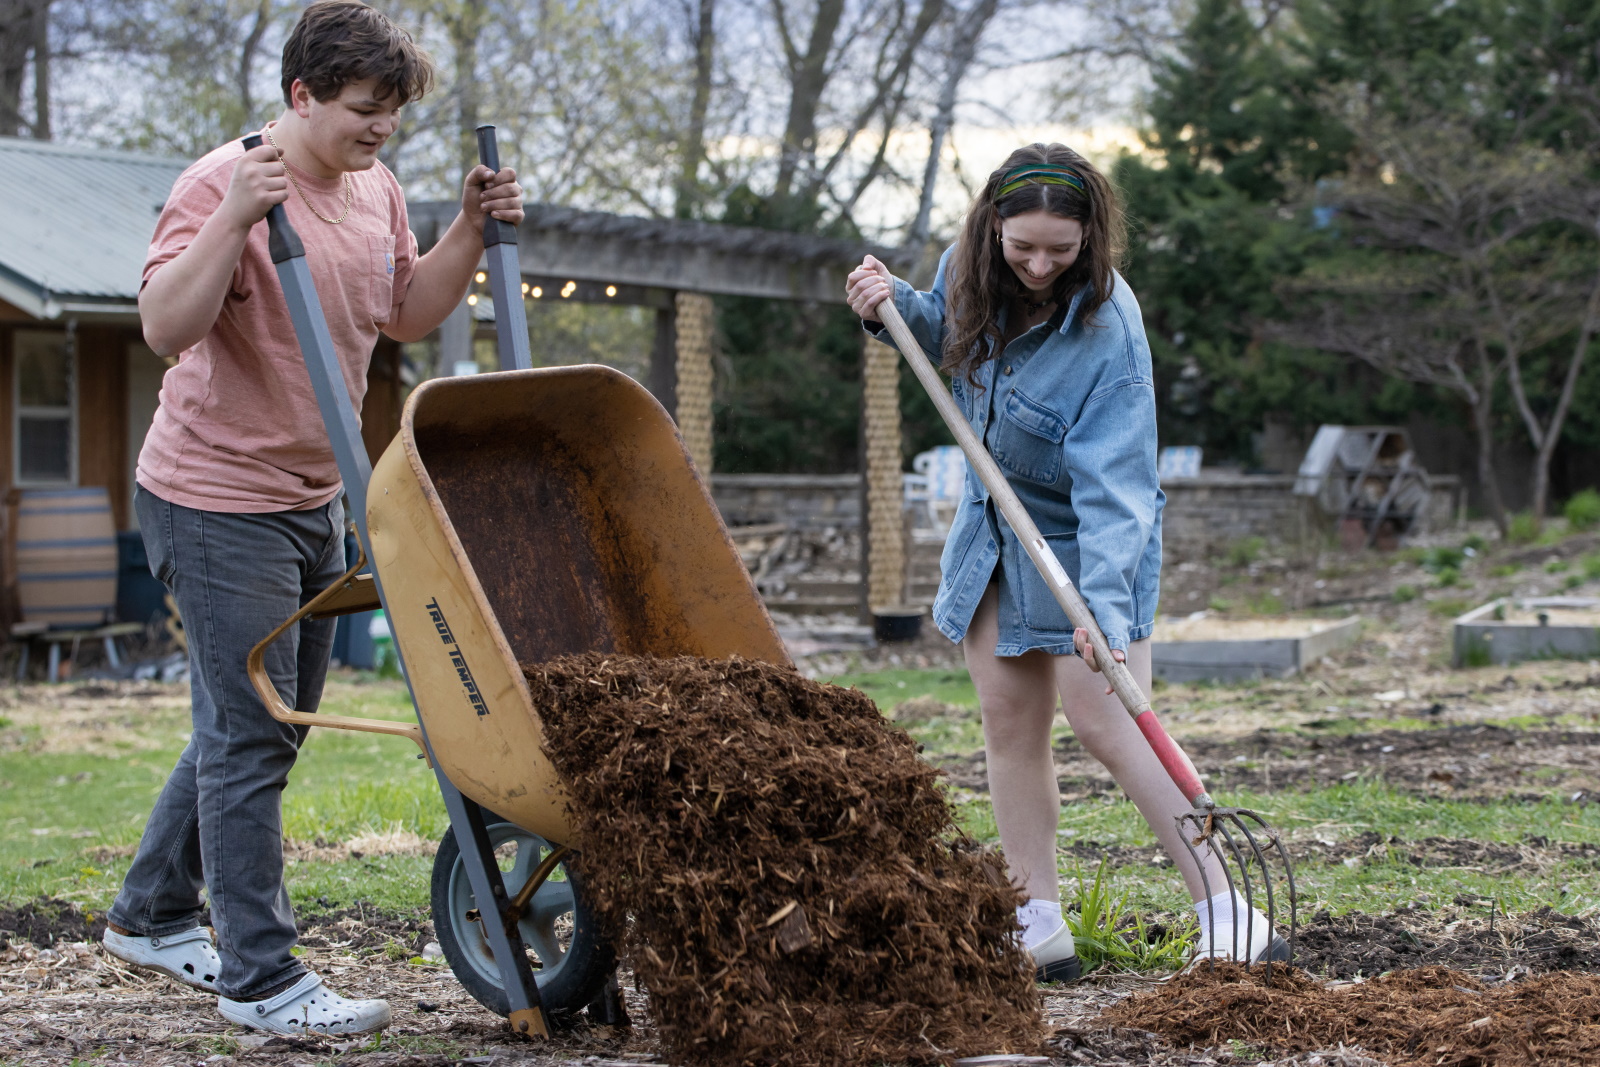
[
  {"xmin": 0, "ymin": 136, "xmax": 410, "ymax": 576},
  {"xmin": 0, "ymin": 137, "xmax": 401, "ymax": 634}
]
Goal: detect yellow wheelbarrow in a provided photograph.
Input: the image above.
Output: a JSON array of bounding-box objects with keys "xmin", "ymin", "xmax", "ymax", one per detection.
[{"xmin": 241, "ymin": 128, "xmax": 789, "ymax": 1036}]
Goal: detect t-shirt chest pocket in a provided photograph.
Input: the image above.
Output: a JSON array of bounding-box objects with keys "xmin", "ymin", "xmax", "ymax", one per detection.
[
  {"xmin": 367, "ymin": 233, "xmax": 397, "ymax": 323},
  {"xmin": 992, "ymin": 388, "xmax": 1067, "ymax": 484}
]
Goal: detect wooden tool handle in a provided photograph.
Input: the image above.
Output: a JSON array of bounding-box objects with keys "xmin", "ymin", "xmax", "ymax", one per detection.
[{"xmin": 873, "ymin": 297, "xmax": 1211, "ymax": 807}]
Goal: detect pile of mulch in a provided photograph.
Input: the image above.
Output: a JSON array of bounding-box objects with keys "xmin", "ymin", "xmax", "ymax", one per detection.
[
  {"xmin": 1102, "ymin": 963, "xmax": 1600, "ymax": 1066},
  {"xmin": 524, "ymin": 653, "xmax": 1042, "ymax": 1066}
]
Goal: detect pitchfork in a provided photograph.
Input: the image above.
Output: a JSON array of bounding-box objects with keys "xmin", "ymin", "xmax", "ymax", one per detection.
[{"xmin": 873, "ymin": 297, "xmax": 1297, "ymax": 976}]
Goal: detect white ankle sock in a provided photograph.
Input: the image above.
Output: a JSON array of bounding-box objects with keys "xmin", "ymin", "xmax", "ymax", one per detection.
[
  {"xmin": 1017, "ymin": 898, "xmax": 1064, "ymax": 950},
  {"xmin": 1193, "ymin": 890, "xmax": 1246, "ymax": 931}
]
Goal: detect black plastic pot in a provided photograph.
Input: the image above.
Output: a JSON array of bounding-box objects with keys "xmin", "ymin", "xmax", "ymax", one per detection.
[{"xmin": 872, "ymin": 607, "xmax": 924, "ymax": 643}]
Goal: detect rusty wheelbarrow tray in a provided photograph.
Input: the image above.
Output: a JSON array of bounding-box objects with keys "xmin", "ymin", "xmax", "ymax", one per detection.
[
  {"xmin": 241, "ymin": 128, "xmax": 787, "ymax": 1037},
  {"xmin": 252, "ymin": 369, "xmax": 791, "ymax": 1029}
]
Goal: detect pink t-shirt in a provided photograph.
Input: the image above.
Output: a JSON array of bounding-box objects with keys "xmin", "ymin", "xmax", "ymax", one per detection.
[{"xmin": 137, "ymin": 129, "xmax": 418, "ymax": 512}]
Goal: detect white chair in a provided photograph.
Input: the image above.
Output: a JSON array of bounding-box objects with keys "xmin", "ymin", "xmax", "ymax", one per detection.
[
  {"xmin": 904, "ymin": 446, "xmax": 968, "ymax": 536},
  {"xmin": 1158, "ymin": 445, "xmax": 1202, "ymax": 481}
]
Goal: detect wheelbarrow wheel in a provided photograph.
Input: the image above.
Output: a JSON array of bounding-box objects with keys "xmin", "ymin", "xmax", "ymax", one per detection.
[{"xmin": 430, "ymin": 818, "xmax": 615, "ymax": 1022}]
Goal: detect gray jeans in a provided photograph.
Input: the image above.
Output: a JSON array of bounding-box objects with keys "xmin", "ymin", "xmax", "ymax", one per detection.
[{"xmin": 109, "ymin": 486, "xmax": 346, "ymax": 998}]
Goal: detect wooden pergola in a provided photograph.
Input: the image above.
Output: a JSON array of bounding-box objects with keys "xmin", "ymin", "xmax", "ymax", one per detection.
[{"xmin": 410, "ymin": 202, "xmax": 917, "ymax": 617}]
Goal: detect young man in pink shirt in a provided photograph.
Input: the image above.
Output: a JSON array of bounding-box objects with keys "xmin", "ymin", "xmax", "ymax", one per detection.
[{"xmin": 100, "ymin": 1, "xmax": 523, "ymax": 1035}]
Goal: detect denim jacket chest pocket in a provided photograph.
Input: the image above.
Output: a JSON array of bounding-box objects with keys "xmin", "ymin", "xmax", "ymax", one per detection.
[{"xmin": 992, "ymin": 388, "xmax": 1068, "ymax": 485}]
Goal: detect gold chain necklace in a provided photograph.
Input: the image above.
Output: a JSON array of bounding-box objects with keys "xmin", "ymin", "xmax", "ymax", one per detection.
[{"xmin": 264, "ymin": 128, "xmax": 352, "ymax": 225}]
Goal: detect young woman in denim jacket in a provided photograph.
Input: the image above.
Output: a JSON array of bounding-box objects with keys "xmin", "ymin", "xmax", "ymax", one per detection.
[{"xmin": 847, "ymin": 143, "xmax": 1286, "ymax": 980}]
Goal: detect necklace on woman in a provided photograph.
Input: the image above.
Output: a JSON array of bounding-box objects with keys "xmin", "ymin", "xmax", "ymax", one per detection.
[
  {"xmin": 264, "ymin": 128, "xmax": 353, "ymax": 225},
  {"xmin": 1022, "ymin": 295, "xmax": 1055, "ymax": 314}
]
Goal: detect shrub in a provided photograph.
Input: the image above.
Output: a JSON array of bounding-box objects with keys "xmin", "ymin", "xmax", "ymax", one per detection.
[
  {"xmin": 1564, "ymin": 488, "xmax": 1600, "ymax": 531},
  {"xmin": 1221, "ymin": 536, "xmax": 1266, "ymax": 569},
  {"xmin": 1422, "ymin": 547, "xmax": 1464, "ymax": 574},
  {"xmin": 1428, "ymin": 598, "xmax": 1470, "ymax": 618},
  {"xmin": 1545, "ymin": 558, "xmax": 1570, "ymax": 574},
  {"xmin": 1507, "ymin": 511, "xmax": 1540, "ymax": 544},
  {"xmin": 1462, "ymin": 534, "xmax": 1488, "ymax": 553},
  {"xmin": 1489, "ymin": 563, "xmax": 1521, "ymax": 578},
  {"xmin": 1564, "ymin": 574, "xmax": 1584, "ymax": 591},
  {"xmin": 1433, "ymin": 565, "xmax": 1460, "ymax": 588},
  {"xmin": 1391, "ymin": 584, "xmax": 1418, "ymax": 603},
  {"xmin": 1585, "ymin": 554, "xmax": 1600, "ymax": 580}
]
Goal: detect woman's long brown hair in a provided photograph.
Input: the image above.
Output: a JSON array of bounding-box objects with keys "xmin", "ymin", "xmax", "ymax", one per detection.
[{"xmin": 942, "ymin": 143, "xmax": 1126, "ymax": 384}]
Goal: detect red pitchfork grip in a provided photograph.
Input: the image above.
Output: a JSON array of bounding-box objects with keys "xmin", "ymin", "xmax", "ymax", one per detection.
[{"xmin": 1134, "ymin": 709, "xmax": 1210, "ymax": 807}]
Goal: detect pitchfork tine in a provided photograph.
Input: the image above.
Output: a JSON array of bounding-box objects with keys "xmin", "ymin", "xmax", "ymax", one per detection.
[
  {"xmin": 1222, "ymin": 814, "xmax": 1274, "ymax": 979},
  {"xmin": 1241, "ymin": 809, "xmax": 1299, "ymax": 968},
  {"xmin": 1179, "ymin": 813, "xmax": 1218, "ymax": 973},
  {"xmin": 1211, "ymin": 817, "xmax": 1256, "ymax": 968}
]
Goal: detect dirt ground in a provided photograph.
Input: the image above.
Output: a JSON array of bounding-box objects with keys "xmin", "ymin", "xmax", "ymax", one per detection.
[
  {"xmin": 0, "ymin": 901, "xmax": 1409, "ymax": 1067},
  {"xmin": 2, "ymin": 529, "xmax": 1598, "ymax": 1066},
  {"xmin": 6, "ymin": 905, "xmax": 1594, "ymax": 1066}
]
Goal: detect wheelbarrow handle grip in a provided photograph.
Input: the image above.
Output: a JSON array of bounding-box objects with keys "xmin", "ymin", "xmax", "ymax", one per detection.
[
  {"xmin": 474, "ymin": 124, "xmax": 518, "ymax": 248},
  {"xmin": 874, "ymin": 296, "xmax": 1212, "ymax": 808},
  {"xmin": 240, "ymin": 133, "xmax": 304, "ymax": 264}
]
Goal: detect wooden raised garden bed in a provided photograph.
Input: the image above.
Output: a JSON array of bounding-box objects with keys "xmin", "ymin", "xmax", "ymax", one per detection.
[
  {"xmin": 1452, "ymin": 596, "xmax": 1600, "ymax": 667},
  {"xmin": 1151, "ymin": 615, "xmax": 1363, "ymax": 683}
]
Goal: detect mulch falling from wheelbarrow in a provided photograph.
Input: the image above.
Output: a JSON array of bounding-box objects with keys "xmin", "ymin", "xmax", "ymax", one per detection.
[
  {"xmin": 1100, "ymin": 963, "xmax": 1600, "ymax": 1066},
  {"xmin": 524, "ymin": 653, "xmax": 1043, "ymax": 1067}
]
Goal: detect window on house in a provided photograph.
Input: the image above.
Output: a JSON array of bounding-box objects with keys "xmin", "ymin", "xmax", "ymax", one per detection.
[{"xmin": 14, "ymin": 330, "xmax": 75, "ymax": 485}]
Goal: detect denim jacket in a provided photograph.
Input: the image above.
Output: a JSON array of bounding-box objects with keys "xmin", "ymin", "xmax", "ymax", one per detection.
[{"xmin": 871, "ymin": 246, "xmax": 1163, "ymax": 655}]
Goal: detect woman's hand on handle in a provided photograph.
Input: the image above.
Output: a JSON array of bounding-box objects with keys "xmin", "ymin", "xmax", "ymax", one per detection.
[
  {"xmin": 1074, "ymin": 627, "xmax": 1124, "ymax": 695},
  {"xmin": 845, "ymin": 254, "xmax": 894, "ymax": 321}
]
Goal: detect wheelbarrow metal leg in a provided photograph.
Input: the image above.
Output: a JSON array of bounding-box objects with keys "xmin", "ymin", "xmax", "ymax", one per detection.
[
  {"xmin": 435, "ymin": 771, "xmax": 550, "ymax": 1037},
  {"xmin": 585, "ymin": 972, "xmax": 629, "ymax": 1028}
]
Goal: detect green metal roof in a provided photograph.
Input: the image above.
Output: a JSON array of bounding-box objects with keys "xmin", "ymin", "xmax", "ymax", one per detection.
[{"xmin": 0, "ymin": 137, "xmax": 188, "ymax": 321}]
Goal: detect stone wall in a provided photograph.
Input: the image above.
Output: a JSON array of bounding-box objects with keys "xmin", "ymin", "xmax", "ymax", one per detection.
[
  {"xmin": 710, "ymin": 470, "xmax": 1461, "ymax": 564},
  {"xmin": 710, "ymin": 474, "xmax": 861, "ymax": 530},
  {"xmin": 1160, "ymin": 474, "xmax": 1315, "ymax": 560}
]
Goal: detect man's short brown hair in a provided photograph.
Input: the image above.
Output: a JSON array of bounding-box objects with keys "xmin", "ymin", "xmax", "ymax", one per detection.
[{"xmin": 281, "ymin": 1, "xmax": 434, "ymax": 106}]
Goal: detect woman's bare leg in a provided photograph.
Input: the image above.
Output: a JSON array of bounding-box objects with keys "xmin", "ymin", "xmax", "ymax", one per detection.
[
  {"xmin": 1050, "ymin": 641, "xmax": 1228, "ymax": 902},
  {"xmin": 963, "ymin": 585, "xmax": 1062, "ymax": 903}
]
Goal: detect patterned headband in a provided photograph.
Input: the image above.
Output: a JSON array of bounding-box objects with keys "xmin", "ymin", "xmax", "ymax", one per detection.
[{"xmin": 993, "ymin": 163, "xmax": 1087, "ymax": 201}]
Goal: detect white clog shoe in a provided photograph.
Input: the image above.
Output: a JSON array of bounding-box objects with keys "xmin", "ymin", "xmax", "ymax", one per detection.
[
  {"xmin": 217, "ymin": 972, "xmax": 391, "ymax": 1035},
  {"xmin": 103, "ymin": 926, "xmax": 220, "ymax": 993}
]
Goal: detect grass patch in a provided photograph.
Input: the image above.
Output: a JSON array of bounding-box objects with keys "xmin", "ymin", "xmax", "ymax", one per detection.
[
  {"xmin": 945, "ymin": 781, "xmax": 1600, "ymax": 921},
  {"xmin": 1427, "ymin": 598, "xmax": 1472, "ymax": 618},
  {"xmin": 0, "ymin": 678, "xmax": 442, "ymax": 911},
  {"xmin": 1063, "ymin": 859, "xmax": 1190, "ymax": 975},
  {"xmin": 825, "ymin": 668, "xmax": 977, "ymax": 710}
]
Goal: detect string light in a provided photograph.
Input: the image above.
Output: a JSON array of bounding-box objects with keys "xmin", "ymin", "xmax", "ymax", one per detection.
[
  {"xmin": 531, "ymin": 286, "xmax": 542, "ymax": 298},
  {"xmin": 605, "ymin": 285, "xmax": 617, "ymax": 297},
  {"xmin": 466, "ymin": 294, "xmax": 478, "ymax": 306},
  {"xmin": 474, "ymin": 271, "xmax": 487, "ymax": 284},
  {"xmin": 521, "ymin": 282, "xmax": 530, "ymax": 295},
  {"xmin": 560, "ymin": 280, "xmax": 577, "ymax": 298}
]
